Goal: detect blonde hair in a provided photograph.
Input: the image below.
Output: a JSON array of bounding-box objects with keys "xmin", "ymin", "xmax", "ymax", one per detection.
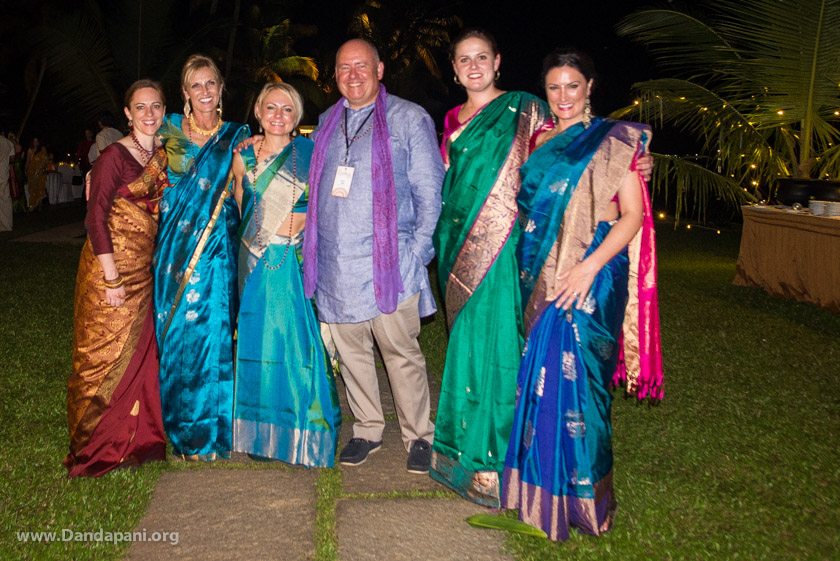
[
  {"xmin": 254, "ymin": 82, "xmax": 304, "ymax": 129},
  {"xmin": 180, "ymin": 54, "xmax": 224, "ymax": 100}
]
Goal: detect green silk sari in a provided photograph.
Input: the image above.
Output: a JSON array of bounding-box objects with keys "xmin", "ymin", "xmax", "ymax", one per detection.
[{"xmin": 431, "ymin": 91, "xmax": 548, "ymax": 507}]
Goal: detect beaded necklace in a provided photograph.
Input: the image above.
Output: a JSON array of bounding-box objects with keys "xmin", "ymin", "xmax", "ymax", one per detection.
[
  {"xmin": 251, "ymin": 139, "xmax": 298, "ymax": 271},
  {"xmin": 129, "ymin": 130, "xmax": 154, "ymax": 166}
]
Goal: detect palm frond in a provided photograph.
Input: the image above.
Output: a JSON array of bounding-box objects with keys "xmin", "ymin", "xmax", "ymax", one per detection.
[
  {"xmin": 616, "ymin": 9, "xmax": 741, "ymax": 81},
  {"xmin": 270, "ymin": 56, "xmax": 319, "ymax": 82},
  {"xmin": 650, "ymin": 154, "xmax": 756, "ymax": 224},
  {"xmin": 30, "ymin": 8, "xmax": 122, "ymax": 122},
  {"xmin": 619, "ymin": 0, "xmax": 840, "ymax": 221}
]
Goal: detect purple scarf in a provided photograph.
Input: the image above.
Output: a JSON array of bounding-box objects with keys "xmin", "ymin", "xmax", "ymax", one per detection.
[{"xmin": 303, "ymin": 84, "xmax": 403, "ymax": 313}]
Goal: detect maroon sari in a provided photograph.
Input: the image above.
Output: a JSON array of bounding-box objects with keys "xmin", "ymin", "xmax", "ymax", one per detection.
[{"xmin": 65, "ymin": 143, "xmax": 168, "ymax": 477}]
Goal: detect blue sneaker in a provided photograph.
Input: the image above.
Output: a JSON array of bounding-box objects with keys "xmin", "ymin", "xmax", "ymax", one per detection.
[
  {"xmin": 339, "ymin": 438, "xmax": 382, "ymax": 466},
  {"xmin": 406, "ymin": 439, "xmax": 431, "ymax": 474}
]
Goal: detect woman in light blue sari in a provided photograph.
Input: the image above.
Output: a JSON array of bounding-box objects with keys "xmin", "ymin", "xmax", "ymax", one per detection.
[
  {"xmin": 502, "ymin": 50, "xmax": 664, "ymax": 541},
  {"xmin": 153, "ymin": 54, "xmax": 249, "ymax": 461},
  {"xmin": 231, "ymin": 83, "xmax": 340, "ymax": 467}
]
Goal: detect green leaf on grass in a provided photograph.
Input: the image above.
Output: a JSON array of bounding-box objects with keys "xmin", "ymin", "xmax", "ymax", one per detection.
[{"xmin": 466, "ymin": 514, "xmax": 548, "ymax": 538}]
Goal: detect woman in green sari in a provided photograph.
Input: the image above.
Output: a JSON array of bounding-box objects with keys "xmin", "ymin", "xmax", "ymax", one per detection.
[{"xmin": 431, "ymin": 29, "xmax": 549, "ymax": 507}]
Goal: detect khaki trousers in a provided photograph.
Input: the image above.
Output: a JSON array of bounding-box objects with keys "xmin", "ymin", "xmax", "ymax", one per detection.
[{"xmin": 328, "ymin": 293, "xmax": 435, "ymax": 451}]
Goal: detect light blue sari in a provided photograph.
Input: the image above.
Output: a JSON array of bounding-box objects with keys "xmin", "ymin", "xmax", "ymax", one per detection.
[
  {"xmin": 233, "ymin": 136, "xmax": 341, "ymax": 467},
  {"xmin": 153, "ymin": 114, "xmax": 249, "ymax": 459}
]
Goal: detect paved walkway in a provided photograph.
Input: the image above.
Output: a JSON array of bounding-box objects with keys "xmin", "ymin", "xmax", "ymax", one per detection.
[
  {"xmin": 126, "ymin": 361, "xmax": 512, "ymax": 560},
  {"xmin": 17, "ymin": 221, "xmax": 513, "ymax": 559}
]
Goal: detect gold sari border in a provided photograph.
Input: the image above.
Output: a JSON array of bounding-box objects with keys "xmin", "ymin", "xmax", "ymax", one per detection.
[
  {"xmin": 445, "ymin": 100, "xmax": 546, "ymax": 328},
  {"xmin": 503, "ymin": 467, "xmax": 615, "ymax": 541}
]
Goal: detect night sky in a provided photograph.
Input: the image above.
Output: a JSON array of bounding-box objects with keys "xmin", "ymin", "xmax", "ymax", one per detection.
[
  {"xmin": 289, "ymin": 0, "xmax": 659, "ymax": 112},
  {"xmin": 0, "ymin": 0, "xmax": 661, "ymax": 153}
]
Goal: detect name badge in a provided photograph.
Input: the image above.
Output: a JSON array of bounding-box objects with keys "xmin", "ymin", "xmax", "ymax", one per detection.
[{"xmin": 332, "ymin": 165, "xmax": 355, "ymax": 198}]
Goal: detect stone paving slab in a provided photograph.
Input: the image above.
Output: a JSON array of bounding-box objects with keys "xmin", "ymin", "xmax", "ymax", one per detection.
[
  {"xmin": 339, "ymin": 421, "xmax": 447, "ymax": 495},
  {"xmin": 337, "ymin": 498, "xmax": 512, "ymax": 561},
  {"xmin": 125, "ymin": 469, "xmax": 317, "ymax": 561},
  {"xmin": 13, "ymin": 221, "xmax": 86, "ymax": 244}
]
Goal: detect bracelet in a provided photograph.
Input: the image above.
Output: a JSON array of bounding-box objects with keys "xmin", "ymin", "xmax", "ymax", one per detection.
[{"xmin": 103, "ymin": 275, "xmax": 124, "ymax": 289}]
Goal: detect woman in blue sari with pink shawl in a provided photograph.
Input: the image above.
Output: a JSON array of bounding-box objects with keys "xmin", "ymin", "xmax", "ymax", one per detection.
[
  {"xmin": 153, "ymin": 54, "xmax": 249, "ymax": 461},
  {"xmin": 502, "ymin": 49, "xmax": 664, "ymax": 541}
]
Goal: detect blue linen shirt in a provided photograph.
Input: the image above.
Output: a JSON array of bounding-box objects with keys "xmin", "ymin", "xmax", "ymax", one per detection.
[{"xmin": 312, "ymin": 94, "xmax": 444, "ymax": 323}]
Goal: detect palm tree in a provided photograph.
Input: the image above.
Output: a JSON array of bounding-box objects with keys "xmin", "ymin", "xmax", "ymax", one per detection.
[
  {"xmin": 349, "ymin": 0, "xmax": 461, "ymax": 111},
  {"xmin": 615, "ymin": 0, "xmax": 840, "ymax": 221},
  {"xmin": 232, "ymin": 8, "xmax": 327, "ymax": 124}
]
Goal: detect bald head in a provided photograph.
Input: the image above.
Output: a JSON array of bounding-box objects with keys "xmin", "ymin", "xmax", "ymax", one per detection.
[
  {"xmin": 335, "ymin": 39, "xmax": 385, "ymax": 109},
  {"xmin": 337, "ymin": 38, "xmax": 380, "ymax": 64}
]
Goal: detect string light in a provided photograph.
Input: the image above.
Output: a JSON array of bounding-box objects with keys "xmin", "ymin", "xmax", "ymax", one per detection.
[
  {"xmin": 777, "ymin": 110, "xmax": 784, "ymax": 115},
  {"xmin": 657, "ymin": 212, "xmax": 666, "ymax": 220}
]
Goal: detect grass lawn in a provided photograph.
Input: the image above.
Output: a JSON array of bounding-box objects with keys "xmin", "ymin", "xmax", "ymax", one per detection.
[{"xmin": 1, "ymin": 209, "xmax": 838, "ymax": 560}]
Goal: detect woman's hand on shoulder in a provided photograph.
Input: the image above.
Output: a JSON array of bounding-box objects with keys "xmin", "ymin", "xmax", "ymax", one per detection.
[
  {"xmin": 233, "ymin": 135, "xmax": 263, "ymax": 154},
  {"xmin": 635, "ymin": 152, "xmax": 654, "ymax": 182}
]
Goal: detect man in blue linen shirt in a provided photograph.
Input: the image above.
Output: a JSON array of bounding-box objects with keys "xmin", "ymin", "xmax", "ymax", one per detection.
[{"xmin": 307, "ymin": 38, "xmax": 443, "ymax": 473}]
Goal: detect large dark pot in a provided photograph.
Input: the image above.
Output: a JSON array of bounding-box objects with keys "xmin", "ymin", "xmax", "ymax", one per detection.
[{"xmin": 774, "ymin": 178, "xmax": 840, "ymax": 205}]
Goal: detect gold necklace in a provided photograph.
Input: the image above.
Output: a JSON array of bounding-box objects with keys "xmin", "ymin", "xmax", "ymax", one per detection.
[{"xmin": 188, "ymin": 112, "xmax": 222, "ymax": 138}]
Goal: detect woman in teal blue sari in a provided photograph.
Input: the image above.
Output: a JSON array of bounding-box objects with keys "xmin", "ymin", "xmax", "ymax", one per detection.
[
  {"xmin": 154, "ymin": 54, "xmax": 249, "ymax": 461},
  {"xmin": 502, "ymin": 50, "xmax": 664, "ymax": 541},
  {"xmin": 231, "ymin": 83, "xmax": 340, "ymax": 467}
]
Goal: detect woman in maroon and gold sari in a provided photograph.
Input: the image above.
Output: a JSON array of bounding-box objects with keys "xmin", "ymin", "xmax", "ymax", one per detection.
[{"xmin": 65, "ymin": 80, "xmax": 169, "ymax": 477}]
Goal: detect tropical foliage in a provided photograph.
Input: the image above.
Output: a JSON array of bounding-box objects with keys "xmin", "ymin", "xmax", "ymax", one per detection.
[
  {"xmin": 349, "ymin": 0, "xmax": 461, "ymax": 113},
  {"xmin": 10, "ymin": 0, "xmax": 329, "ymax": 139},
  {"xmin": 615, "ymin": 0, "xmax": 840, "ymax": 221}
]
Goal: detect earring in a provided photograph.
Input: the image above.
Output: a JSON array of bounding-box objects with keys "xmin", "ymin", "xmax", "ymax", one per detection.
[
  {"xmin": 183, "ymin": 100, "xmax": 191, "ymax": 117},
  {"xmin": 217, "ymin": 99, "xmax": 223, "ymax": 119},
  {"xmin": 128, "ymin": 119, "xmax": 133, "ymax": 128},
  {"xmin": 453, "ymin": 75, "xmax": 461, "ymax": 85},
  {"xmin": 583, "ymin": 97, "xmax": 592, "ymax": 128},
  {"xmin": 495, "ymin": 70, "xmax": 500, "ymax": 82}
]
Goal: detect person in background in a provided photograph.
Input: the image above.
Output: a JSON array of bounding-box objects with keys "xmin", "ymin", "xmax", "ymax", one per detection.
[
  {"xmin": 231, "ymin": 82, "xmax": 340, "ymax": 467},
  {"xmin": 25, "ymin": 137, "xmax": 49, "ymax": 210},
  {"xmin": 65, "ymin": 79, "xmax": 169, "ymax": 477},
  {"xmin": 502, "ymin": 48, "xmax": 664, "ymax": 541},
  {"xmin": 76, "ymin": 128, "xmax": 95, "ymax": 175},
  {"xmin": 7, "ymin": 133, "xmax": 24, "ymax": 211},
  {"xmin": 0, "ymin": 130, "xmax": 14, "ymax": 231},
  {"xmin": 88, "ymin": 112, "xmax": 123, "ymax": 164}
]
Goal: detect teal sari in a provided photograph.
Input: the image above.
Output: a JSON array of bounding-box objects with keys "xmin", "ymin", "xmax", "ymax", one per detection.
[
  {"xmin": 233, "ymin": 136, "xmax": 341, "ymax": 467},
  {"xmin": 431, "ymin": 92, "xmax": 548, "ymax": 507},
  {"xmin": 153, "ymin": 114, "xmax": 249, "ymax": 459},
  {"xmin": 502, "ymin": 118, "xmax": 651, "ymax": 540}
]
